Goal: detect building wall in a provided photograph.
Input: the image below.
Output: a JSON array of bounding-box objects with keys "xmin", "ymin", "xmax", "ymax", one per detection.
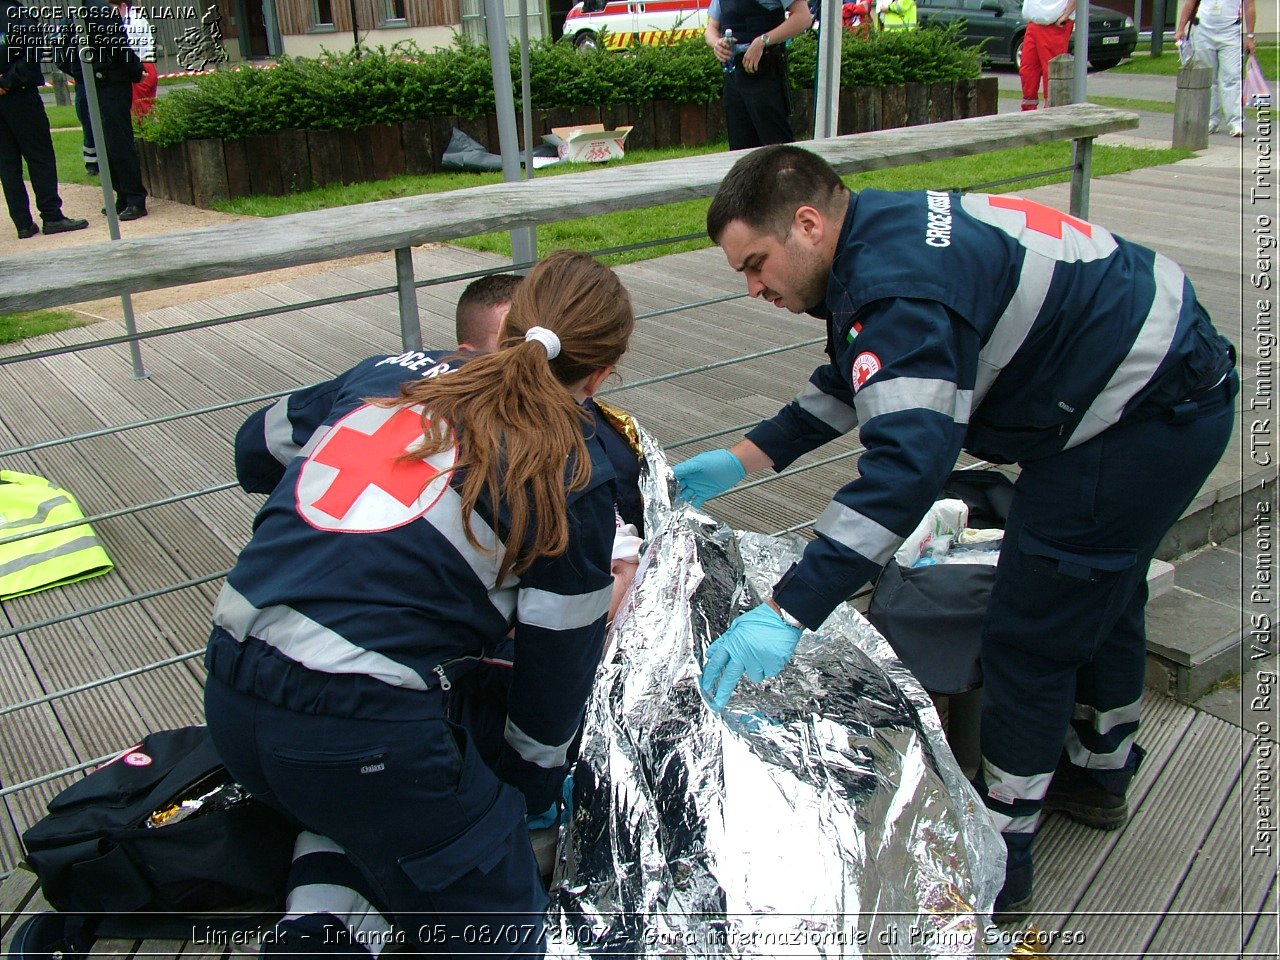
[
  {"xmin": 281, "ymin": 23, "xmax": 459, "ymax": 55},
  {"xmin": 276, "ymin": 0, "xmax": 461, "ymax": 37}
]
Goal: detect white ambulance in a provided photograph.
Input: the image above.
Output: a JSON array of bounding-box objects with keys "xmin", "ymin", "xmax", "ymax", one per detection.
[{"xmin": 562, "ymin": 0, "xmax": 714, "ymax": 50}]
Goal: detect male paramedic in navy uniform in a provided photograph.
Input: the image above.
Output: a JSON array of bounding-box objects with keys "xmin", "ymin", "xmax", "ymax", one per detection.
[
  {"xmin": 706, "ymin": 0, "xmax": 812, "ymax": 149},
  {"xmin": 675, "ymin": 145, "xmax": 1236, "ymax": 921}
]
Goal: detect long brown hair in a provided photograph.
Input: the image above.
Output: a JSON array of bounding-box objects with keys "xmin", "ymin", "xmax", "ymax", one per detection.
[{"xmin": 391, "ymin": 250, "xmax": 634, "ymax": 583}]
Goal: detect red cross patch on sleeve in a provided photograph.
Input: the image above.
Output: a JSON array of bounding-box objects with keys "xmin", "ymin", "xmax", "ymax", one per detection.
[{"xmin": 851, "ymin": 351, "xmax": 882, "ymax": 391}]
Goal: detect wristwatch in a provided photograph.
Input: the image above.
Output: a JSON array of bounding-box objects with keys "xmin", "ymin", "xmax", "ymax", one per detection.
[{"xmin": 760, "ymin": 33, "xmax": 772, "ymax": 46}]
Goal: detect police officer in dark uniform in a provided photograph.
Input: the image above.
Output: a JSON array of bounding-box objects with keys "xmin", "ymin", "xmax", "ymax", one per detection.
[
  {"xmin": 0, "ymin": 3, "xmax": 88, "ymax": 238},
  {"xmin": 58, "ymin": 0, "xmax": 147, "ymax": 219},
  {"xmin": 706, "ymin": 0, "xmax": 812, "ymax": 150}
]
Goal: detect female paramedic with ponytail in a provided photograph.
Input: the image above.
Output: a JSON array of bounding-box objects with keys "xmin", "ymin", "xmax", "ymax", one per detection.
[{"xmin": 203, "ymin": 250, "xmax": 635, "ymax": 957}]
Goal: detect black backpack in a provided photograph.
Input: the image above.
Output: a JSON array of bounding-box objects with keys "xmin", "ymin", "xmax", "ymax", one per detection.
[
  {"xmin": 867, "ymin": 469, "xmax": 1015, "ymax": 695},
  {"xmin": 20, "ymin": 726, "xmax": 297, "ymax": 941}
]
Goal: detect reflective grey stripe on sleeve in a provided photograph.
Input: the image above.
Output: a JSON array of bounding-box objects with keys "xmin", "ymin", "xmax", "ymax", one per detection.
[
  {"xmin": 1064, "ymin": 253, "xmax": 1185, "ymax": 449},
  {"xmin": 0, "ymin": 494, "xmax": 71, "ymax": 531},
  {"xmin": 795, "ymin": 382, "xmax": 859, "ymax": 434},
  {"xmin": 813, "ymin": 502, "xmax": 902, "ymax": 566},
  {"xmin": 1072, "ymin": 697, "xmax": 1142, "ymax": 737},
  {"xmin": 972, "ymin": 254, "xmax": 1054, "ymax": 406},
  {"xmin": 263, "ymin": 397, "xmax": 301, "ymax": 465},
  {"xmin": 296, "ymin": 424, "xmax": 332, "ymax": 459},
  {"xmin": 505, "ymin": 718, "xmax": 576, "ymax": 768},
  {"xmin": 854, "ymin": 377, "xmax": 971, "ymax": 425},
  {"xmin": 213, "ymin": 583, "xmax": 431, "ymax": 690},
  {"xmin": 421, "ymin": 485, "xmax": 517, "ymax": 622},
  {"xmin": 0, "ymin": 535, "xmax": 105, "ymax": 578},
  {"xmin": 518, "ymin": 582, "xmax": 612, "ymax": 631}
]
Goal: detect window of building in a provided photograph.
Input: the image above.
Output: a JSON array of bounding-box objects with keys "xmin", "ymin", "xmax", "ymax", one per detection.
[
  {"xmin": 383, "ymin": 0, "xmax": 407, "ymax": 21},
  {"xmin": 314, "ymin": 0, "xmax": 334, "ymax": 26}
]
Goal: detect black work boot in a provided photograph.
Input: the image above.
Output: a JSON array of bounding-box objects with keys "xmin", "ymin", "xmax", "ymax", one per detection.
[
  {"xmin": 993, "ymin": 830, "xmax": 1035, "ymax": 925},
  {"xmin": 1043, "ymin": 745, "xmax": 1145, "ymax": 831},
  {"xmin": 993, "ymin": 860, "xmax": 1033, "ymax": 925}
]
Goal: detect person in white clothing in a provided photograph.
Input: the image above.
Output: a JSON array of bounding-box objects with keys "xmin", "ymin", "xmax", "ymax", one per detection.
[
  {"xmin": 1019, "ymin": 0, "xmax": 1075, "ymax": 111},
  {"xmin": 1176, "ymin": 0, "xmax": 1256, "ymax": 137}
]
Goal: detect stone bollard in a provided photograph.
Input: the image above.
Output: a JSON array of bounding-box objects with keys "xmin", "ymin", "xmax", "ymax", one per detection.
[
  {"xmin": 1047, "ymin": 54, "xmax": 1075, "ymax": 107},
  {"xmin": 1173, "ymin": 61, "xmax": 1213, "ymax": 150},
  {"xmin": 50, "ymin": 70, "xmax": 71, "ymax": 109}
]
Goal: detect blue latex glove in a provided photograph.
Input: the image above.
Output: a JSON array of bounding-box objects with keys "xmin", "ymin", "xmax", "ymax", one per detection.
[
  {"xmin": 673, "ymin": 449, "xmax": 746, "ymax": 508},
  {"xmin": 527, "ymin": 801, "xmax": 559, "ymax": 830},
  {"xmin": 700, "ymin": 602, "xmax": 804, "ymax": 712},
  {"xmin": 526, "ymin": 771, "xmax": 575, "ymax": 830}
]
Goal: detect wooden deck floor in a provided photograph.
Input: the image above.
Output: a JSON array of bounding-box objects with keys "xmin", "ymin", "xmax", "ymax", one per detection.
[{"xmin": 1, "ymin": 152, "xmax": 1275, "ymax": 956}]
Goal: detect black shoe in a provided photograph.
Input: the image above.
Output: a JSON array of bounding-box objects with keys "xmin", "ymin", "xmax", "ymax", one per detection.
[
  {"xmin": 42, "ymin": 216, "xmax": 89, "ymax": 235},
  {"xmin": 85, "ymin": 163, "xmax": 98, "ymax": 176},
  {"xmin": 1043, "ymin": 762, "xmax": 1129, "ymax": 830},
  {"xmin": 117, "ymin": 205, "xmax": 147, "ymax": 222},
  {"xmin": 992, "ymin": 861, "xmax": 1033, "ymax": 925},
  {"xmin": 7, "ymin": 911, "xmax": 94, "ymax": 960},
  {"xmin": 15, "ymin": 223, "xmax": 38, "ymax": 239}
]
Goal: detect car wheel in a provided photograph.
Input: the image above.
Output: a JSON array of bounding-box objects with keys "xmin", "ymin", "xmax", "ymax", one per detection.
[
  {"xmin": 1090, "ymin": 57, "xmax": 1122, "ymax": 70},
  {"xmin": 574, "ymin": 31, "xmax": 600, "ymax": 50},
  {"xmin": 1012, "ymin": 34, "xmax": 1024, "ymax": 72}
]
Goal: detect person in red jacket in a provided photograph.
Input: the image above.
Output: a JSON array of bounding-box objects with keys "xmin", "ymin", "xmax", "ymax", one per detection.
[{"xmin": 116, "ymin": 0, "xmax": 159, "ymax": 118}]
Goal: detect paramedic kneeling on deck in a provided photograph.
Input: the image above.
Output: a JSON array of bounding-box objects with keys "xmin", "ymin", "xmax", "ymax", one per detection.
[
  {"xmin": 203, "ymin": 250, "xmax": 635, "ymax": 957},
  {"xmin": 674, "ymin": 145, "xmax": 1236, "ymax": 923}
]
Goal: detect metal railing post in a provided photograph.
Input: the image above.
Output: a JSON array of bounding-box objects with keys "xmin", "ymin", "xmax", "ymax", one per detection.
[
  {"xmin": 814, "ymin": 0, "xmax": 844, "ymax": 139},
  {"xmin": 395, "ymin": 246, "xmax": 423, "ymax": 350},
  {"xmin": 76, "ymin": 15, "xmax": 147, "ymax": 380}
]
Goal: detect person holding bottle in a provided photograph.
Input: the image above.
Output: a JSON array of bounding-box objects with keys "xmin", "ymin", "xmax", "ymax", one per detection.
[{"xmin": 705, "ymin": 0, "xmax": 813, "ymax": 149}]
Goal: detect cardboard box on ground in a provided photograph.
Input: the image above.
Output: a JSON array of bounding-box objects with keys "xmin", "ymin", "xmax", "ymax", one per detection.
[{"xmin": 544, "ymin": 125, "xmax": 634, "ymax": 163}]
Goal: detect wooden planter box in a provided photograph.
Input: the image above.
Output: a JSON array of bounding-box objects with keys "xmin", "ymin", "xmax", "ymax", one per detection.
[{"xmin": 139, "ymin": 78, "xmax": 997, "ymax": 208}]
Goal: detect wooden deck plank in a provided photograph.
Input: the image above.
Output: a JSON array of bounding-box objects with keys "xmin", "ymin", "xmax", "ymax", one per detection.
[
  {"xmin": 1031, "ymin": 694, "xmax": 1195, "ymax": 923},
  {"xmin": 0, "ymin": 867, "xmax": 46, "ymax": 944},
  {"xmin": 1144, "ymin": 741, "xmax": 1273, "ymax": 958},
  {"xmin": 1051, "ymin": 711, "xmax": 1243, "ymax": 956}
]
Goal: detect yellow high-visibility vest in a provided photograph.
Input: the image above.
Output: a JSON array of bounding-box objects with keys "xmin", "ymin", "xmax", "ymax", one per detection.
[
  {"xmin": 879, "ymin": 0, "xmax": 918, "ymax": 29},
  {"xmin": 0, "ymin": 471, "xmax": 114, "ymax": 599}
]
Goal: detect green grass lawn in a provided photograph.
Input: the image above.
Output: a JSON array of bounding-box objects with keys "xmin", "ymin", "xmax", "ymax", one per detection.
[
  {"xmin": 0, "ymin": 309, "xmax": 86, "ymax": 346},
  {"xmin": 52, "ymin": 129, "xmax": 95, "ymax": 185},
  {"xmin": 45, "ymin": 103, "xmax": 80, "ymax": 130},
  {"xmin": 1113, "ymin": 42, "xmax": 1277, "ymax": 79}
]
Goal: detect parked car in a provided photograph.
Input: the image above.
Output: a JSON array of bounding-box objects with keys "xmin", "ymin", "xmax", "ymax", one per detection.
[
  {"xmin": 916, "ymin": 0, "xmax": 1137, "ymax": 70},
  {"xmin": 563, "ymin": 0, "xmax": 712, "ymax": 50}
]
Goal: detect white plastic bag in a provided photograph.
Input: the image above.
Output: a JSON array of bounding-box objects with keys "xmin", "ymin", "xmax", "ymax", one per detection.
[
  {"xmin": 1245, "ymin": 53, "xmax": 1271, "ymax": 108},
  {"xmin": 894, "ymin": 498, "xmax": 969, "ymax": 567}
]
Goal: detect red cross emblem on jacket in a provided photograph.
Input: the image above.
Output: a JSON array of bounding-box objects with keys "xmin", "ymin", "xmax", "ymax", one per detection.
[{"xmin": 296, "ymin": 404, "xmax": 456, "ymax": 532}]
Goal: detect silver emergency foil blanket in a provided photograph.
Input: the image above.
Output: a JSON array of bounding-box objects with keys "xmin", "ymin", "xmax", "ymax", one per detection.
[{"xmin": 546, "ymin": 430, "xmax": 1005, "ymax": 958}]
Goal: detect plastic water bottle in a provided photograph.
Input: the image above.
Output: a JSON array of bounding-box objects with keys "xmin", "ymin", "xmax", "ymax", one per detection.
[{"xmin": 722, "ymin": 29, "xmax": 736, "ymax": 75}]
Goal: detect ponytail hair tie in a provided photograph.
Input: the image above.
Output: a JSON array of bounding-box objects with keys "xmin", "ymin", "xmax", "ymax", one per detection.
[{"xmin": 524, "ymin": 326, "xmax": 561, "ymax": 360}]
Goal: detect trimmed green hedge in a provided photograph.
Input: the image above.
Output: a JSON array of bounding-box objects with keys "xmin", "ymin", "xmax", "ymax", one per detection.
[{"xmin": 139, "ymin": 29, "xmax": 982, "ymax": 147}]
